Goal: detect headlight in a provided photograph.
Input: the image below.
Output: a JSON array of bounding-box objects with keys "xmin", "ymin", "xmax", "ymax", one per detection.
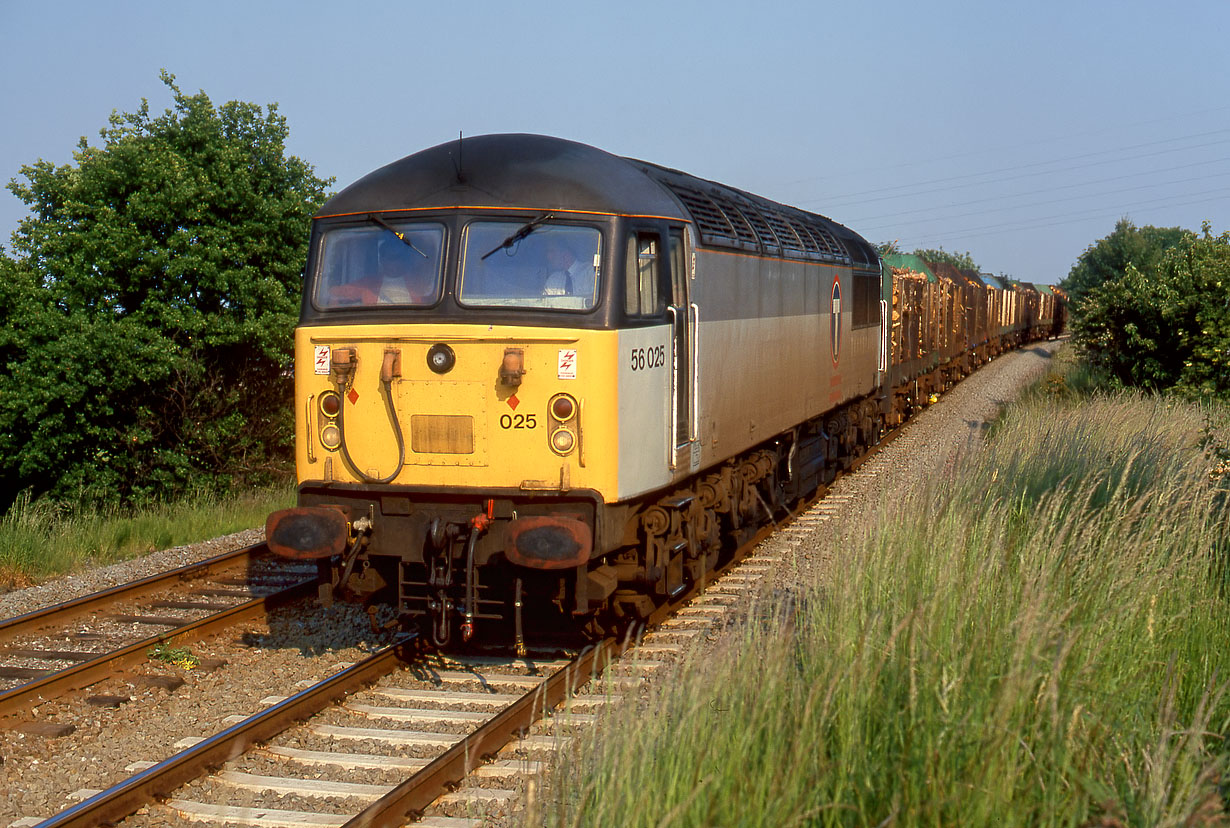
[
  {"xmin": 427, "ymin": 343, "xmax": 456, "ymax": 375},
  {"xmin": 320, "ymin": 424, "xmax": 342, "ymax": 450}
]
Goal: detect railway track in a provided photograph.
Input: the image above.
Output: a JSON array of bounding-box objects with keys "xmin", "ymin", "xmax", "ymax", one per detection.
[
  {"xmin": 40, "ymin": 641, "xmax": 603, "ymax": 827},
  {"xmin": 0, "ymin": 544, "xmax": 316, "ymax": 724},
  {"xmin": 16, "ymin": 522, "xmax": 796, "ymax": 827}
]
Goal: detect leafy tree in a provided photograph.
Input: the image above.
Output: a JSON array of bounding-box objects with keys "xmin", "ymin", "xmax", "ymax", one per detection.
[
  {"xmin": 1, "ymin": 71, "xmax": 332, "ymax": 507},
  {"xmin": 1060, "ymin": 218, "xmax": 1184, "ymax": 310},
  {"xmin": 1070, "ymin": 261, "xmax": 1180, "ymax": 390},
  {"xmin": 1167, "ymin": 224, "xmax": 1230, "ymax": 398},
  {"xmin": 913, "ymin": 247, "xmax": 980, "ymax": 272},
  {"xmin": 1072, "ymin": 223, "xmax": 1230, "ymax": 398},
  {"xmin": 874, "ymin": 240, "xmax": 900, "ymax": 256}
]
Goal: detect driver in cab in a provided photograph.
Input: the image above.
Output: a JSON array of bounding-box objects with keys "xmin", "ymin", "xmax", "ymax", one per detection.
[
  {"xmin": 330, "ymin": 237, "xmax": 435, "ymax": 306},
  {"xmin": 541, "ymin": 237, "xmax": 595, "ymax": 299}
]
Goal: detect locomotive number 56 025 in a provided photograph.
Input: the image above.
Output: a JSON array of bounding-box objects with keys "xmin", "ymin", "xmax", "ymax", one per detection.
[{"xmin": 630, "ymin": 345, "xmax": 666, "ymax": 371}]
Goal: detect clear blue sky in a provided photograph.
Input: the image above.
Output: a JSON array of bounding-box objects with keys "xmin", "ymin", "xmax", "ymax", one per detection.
[{"xmin": 2, "ymin": 0, "xmax": 1227, "ymax": 285}]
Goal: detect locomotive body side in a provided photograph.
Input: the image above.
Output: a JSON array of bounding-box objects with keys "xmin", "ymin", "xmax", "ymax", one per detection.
[{"xmin": 688, "ymin": 249, "xmax": 881, "ymax": 473}]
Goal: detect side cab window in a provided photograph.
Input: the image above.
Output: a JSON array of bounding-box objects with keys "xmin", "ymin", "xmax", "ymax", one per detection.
[{"xmin": 624, "ymin": 231, "xmax": 667, "ymax": 318}]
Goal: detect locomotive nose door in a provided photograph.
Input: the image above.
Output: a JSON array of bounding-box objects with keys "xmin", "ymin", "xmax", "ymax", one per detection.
[{"xmin": 668, "ymin": 227, "xmax": 699, "ymax": 472}]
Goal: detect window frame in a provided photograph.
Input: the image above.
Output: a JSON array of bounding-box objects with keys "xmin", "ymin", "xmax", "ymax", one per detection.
[
  {"xmin": 309, "ymin": 219, "xmax": 448, "ymax": 312},
  {"xmin": 622, "ymin": 228, "xmax": 669, "ymax": 321},
  {"xmin": 456, "ymin": 219, "xmax": 604, "ymax": 313}
]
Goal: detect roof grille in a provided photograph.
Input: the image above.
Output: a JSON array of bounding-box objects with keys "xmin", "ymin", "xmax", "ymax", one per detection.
[
  {"xmin": 794, "ymin": 218, "xmax": 847, "ymax": 259},
  {"xmin": 705, "ymin": 190, "xmax": 759, "ymax": 249},
  {"xmin": 669, "ymin": 186, "xmax": 740, "ymax": 245},
  {"xmin": 783, "ymin": 218, "xmax": 822, "ymax": 254},
  {"xmin": 718, "ymin": 196, "xmax": 782, "ymax": 252},
  {"xmin": 650, "ymin": 172, "xmax": 855, "ymax": 265},
  {"xmin": 759, "ymin": 210, "xmax": 806, "ymax": 253}
]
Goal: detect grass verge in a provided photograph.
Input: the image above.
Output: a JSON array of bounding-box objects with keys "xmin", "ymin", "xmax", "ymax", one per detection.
[
  {"xmin": 529, "ymin": 363, "xmax": 1230, "ymax": 826},
  {"xmin": 0, "ymin": 486, "xmax": 294, "ymax": 591}
]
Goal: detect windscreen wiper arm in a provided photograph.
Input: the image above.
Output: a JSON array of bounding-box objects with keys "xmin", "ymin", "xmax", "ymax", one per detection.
[
  {"xmin": 368, "ymin": 214, "xmax": 428, "ymax": 258},
  {"xmin": 481, "ymin": 212, "xmax": 554, "ymax": 260}
]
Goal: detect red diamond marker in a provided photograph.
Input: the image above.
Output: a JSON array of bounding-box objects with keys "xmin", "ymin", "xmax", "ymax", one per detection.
[
  {"xmin": 507, "ymin": 395, "xmax": 520, "ymax": 410},
  {"xmin": 347, "ymin": 388, "xmax": 359, "ymax": 404}
]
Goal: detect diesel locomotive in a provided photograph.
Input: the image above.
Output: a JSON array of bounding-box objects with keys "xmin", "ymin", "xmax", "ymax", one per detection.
[{"xmin": 265, "ymin": 134, "xmax": 1059, "ymax": 648}]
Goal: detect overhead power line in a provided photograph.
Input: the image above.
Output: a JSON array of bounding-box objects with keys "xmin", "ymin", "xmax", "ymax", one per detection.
[
  {"xmin": 804, "ymin": 131, "xmax": 1230, "ymax": 209},
  {"xmin": 851, "ymin": 162, "xmax": 1230, "ymax": 231},
  {"xmin": 775, "ymin": 104, "xmax": 1230, "ymax": 190},
  {"xmin": 892, "ymin": 190, "xmax": 1228, "ymax": 248}
]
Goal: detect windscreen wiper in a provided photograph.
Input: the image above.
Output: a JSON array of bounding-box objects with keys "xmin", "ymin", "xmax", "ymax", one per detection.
[
  {"xmin": 368, "ymin": 214, "xmax": 428, "ymax": 258},
  {"xmin": 481, "ymin": 212, "xmax": 554, "ymax": 260}
]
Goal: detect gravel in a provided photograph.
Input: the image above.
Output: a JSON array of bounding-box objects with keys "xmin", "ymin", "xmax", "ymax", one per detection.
[
  {"xmin": 0, "ymin": 340, "xmax": 1060, "ymax": 827},
  {"xmin": 0, "ymin": 572, "xmax": 403, "ymax": 826},
  {"xmin": 0, "ymin": 528, "xmax": 266, "ymax": 621}
]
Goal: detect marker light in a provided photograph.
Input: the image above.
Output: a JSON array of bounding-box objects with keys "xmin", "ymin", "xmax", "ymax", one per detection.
[
  {"xmin": 321, "ymin": 424, "xmax": 342, "ymax": 450},
  {"xmin": 550, "ymin": 394, "xmax": 576, "ymax": 422},
  {"xmin": 319, "ymin": 391, "xmax": 341, "ymax": 418},
  {"xmin": 550, "ymin": 428, "xmax": 575, "ymax": 454}
]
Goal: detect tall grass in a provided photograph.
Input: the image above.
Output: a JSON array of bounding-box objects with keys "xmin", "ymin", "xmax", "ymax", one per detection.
[
  {"xmin": 531, "ymin": 381, "xmax": 1230, "ymax": 825},
  {"xmin": 0, "ymin": 486, "xmax": 294, "ymax": 590}
]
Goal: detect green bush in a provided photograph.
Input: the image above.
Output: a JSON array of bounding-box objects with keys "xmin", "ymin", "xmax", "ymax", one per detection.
[
  {"xmin": 1068, "ymin": 223, "xmax": 1230, "ymax": 399},
  {"xmin": 1062, "ymin": 218, "xmax": 1184, "ymax": 311}
]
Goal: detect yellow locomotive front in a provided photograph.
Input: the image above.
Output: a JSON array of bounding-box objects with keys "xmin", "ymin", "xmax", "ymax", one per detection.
[{"xmin": 299, "ymin": 216, "xmax": 616, "ymax": 496}]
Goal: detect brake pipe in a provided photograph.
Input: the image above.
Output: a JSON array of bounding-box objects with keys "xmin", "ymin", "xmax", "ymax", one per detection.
[
  {"xmin": 333, "ymin": 349, "xmax": 406, "ymax": 484},
  {"xmin": 462, "ymin": 507, "xmax": 495, "ymax": 643}
]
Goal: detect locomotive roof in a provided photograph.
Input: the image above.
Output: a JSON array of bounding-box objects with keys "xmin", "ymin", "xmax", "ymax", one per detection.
[
  {"xmin": 317, "ymin": 134, "xmax": 875, "ymax": 267},
  {"xmin": 317, "ymin": 133, "xmax": 686, "ymax": 220}
]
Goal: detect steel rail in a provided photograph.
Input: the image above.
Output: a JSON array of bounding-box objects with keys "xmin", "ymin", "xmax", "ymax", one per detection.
[
  {"xmin": 343, "ymin": 498, "xmax": 793, "ymax": 827},
  {"xmin": 32, "ymin": 636, "xmax": 423, "ymax": 828},
  {"xmin": 0, "ymin": 543, "xmax": 271, "ymax": 644},
  {"xmin": 0, "ymin": 578, "xmax": 315, "ymax": 718},
  {"xmin": 345, "ymin": 640, "xmax": 616, "ymax": 827}
]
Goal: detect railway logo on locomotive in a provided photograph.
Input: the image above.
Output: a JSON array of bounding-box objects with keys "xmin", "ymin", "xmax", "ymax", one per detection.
[{"xmin": 830, "ymin": 275, "xmax": 842, "ymax": 365}]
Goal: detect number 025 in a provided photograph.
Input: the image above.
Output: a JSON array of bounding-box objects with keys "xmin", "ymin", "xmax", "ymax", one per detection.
[{"xmin": 500, "ymin": 413, "xmax": 537, "ymax": 429}]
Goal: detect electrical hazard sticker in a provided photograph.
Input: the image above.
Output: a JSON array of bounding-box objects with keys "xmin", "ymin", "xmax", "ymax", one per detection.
[
  {"xmin": 557, "ymin": 349, "xmax": 577, "ymax": 380},
  {"xmin": 314, "ymin": 345, "xmax": 331, "ymax": 375}
]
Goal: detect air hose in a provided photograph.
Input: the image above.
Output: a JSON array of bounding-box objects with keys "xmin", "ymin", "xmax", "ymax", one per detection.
[{"xmin": 334, "ymin": 349, "xmax": 406, "ymax": 484}]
